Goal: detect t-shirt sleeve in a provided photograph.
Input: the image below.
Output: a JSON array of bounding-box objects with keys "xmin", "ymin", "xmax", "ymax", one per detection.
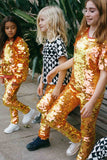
[
  {"xmin": 12, "ymin": 38, "xmax": 29, "ymax": 84},
  {"xmin": 56, "ymin": 39, "xmax": 68, "ymax": 59},
  {"xmin": 98, "ymin": 43, "xmax": 107, "ymax": 71}
]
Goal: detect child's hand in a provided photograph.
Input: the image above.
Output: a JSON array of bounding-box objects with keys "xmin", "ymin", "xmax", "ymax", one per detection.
[
  {"xmin": 47, "ymin": 67, "xmax": 58, "ymax": 83},
  {"xmin": 37, "ymin": 83, "xmax": 44, "ymax": 96},
  {"xmin": 52, "ymin": 87, "xmax": 61, "ymax": 99},
  {"xmin": 81, "ymin": 101, "xmax": 94, "ymax": 118}
]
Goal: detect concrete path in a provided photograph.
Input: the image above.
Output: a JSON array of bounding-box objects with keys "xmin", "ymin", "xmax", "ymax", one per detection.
[{"xmin": 0, "ymin": 74, "xmax": 78, "ymax": 160}]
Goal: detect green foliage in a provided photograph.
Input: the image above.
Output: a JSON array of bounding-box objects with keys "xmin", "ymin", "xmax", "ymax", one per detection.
[
  {"xmin": 13, "ymin": 9, "xmax": 35, "ymax": 24},
  {"xmin": 58, "ymin": 0, "xmax": 85, "ymax": 56},
  {"xmin": 0, "ymin": 0, "xmax": 85, "ymax": 74}
]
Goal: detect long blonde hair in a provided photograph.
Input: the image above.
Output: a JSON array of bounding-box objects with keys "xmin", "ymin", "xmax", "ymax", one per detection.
[
  {"xmin": 77, "ymin": 0, "xmax": 107, "ymax": 44},
  {"xmin": 36, "ymin": 6, "xmax": 67, "ymax": 45}
]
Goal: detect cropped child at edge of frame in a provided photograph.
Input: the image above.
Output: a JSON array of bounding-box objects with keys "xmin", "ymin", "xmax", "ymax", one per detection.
[{"xmin": 0, "ymin": 16, "xmax": 35, "ymax": 134}]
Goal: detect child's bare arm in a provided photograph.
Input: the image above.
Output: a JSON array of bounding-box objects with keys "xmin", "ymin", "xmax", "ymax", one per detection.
[
  {"xmin": 47, "ymin": 58, "xmax": 73, "ymax": 84},
  {"xmin": 51, "ymin": 56, "xmax": 67, "ymax": 98},
  {"xmin": 37, "ymin": 70, "xmax": 44, "ymax": 96}
]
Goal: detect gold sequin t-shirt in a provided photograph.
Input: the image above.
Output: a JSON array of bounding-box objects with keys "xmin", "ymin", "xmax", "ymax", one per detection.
[
  {"xmin": 70, "ymin": 29, "xmax": 107, "ymax": 96},
  {"xmin": 1, "ymin": 37, "xmax": 29, "ymax": 83}
]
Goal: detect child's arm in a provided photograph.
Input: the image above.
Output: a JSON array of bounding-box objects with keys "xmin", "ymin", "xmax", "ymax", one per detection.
[
  {"xmin": 12, "ymin": 38, "xmax": 29, "ymax": 84},
  {"xmin": 47, "ymin": 57, "xmax": 73, "ymax": 84},
  {"xmin": 37, "ymin": 69, "xmax": 44, "ymax": 96},
  {"xmin": 51, "ymin": 56, "xmax": 67, "ymax": 98},
  {"xmin": 81, "ymin": 70, "xmax": 107, "ymax": 118}
]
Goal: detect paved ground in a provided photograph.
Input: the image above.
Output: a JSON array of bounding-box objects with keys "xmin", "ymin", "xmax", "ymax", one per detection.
[{"xmin": 0, "ymin": 74, "xmax": 79, "ymax": 160}]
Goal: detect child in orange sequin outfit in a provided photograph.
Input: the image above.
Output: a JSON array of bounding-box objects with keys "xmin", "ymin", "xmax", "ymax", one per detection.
[
  {"xmin": 46, "ymin": 0, "xmax": 107, "ymax": 159},
  {"xmin": 26, "ymin": 6, "xmax": 71, "ymax": 151},
  {"xmin": 27, "ymin": 1, "xmax": 107, "ymax": 159},
  {"xmin": 0, "ymin": 16, "xmax": 35, "ymax": 134}
]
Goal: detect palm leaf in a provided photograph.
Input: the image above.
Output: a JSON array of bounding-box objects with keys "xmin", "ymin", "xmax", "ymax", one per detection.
[{"xmin": 12, "ymin": 9, "xmax": 36, "ymax": 24}]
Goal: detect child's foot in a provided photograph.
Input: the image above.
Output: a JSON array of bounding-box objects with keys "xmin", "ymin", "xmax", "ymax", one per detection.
[
  {"xmin": 26, "ymin": 136, "xmax": 50, "ymax": 151},
  {"xmin": 66, "ymin": 141, "xmax": 81, "ymax": 156},
  {"xmin": 4, "ymin": 123, "xmax": 20, "ymax": 134},
  {"xmin": 22, "ymin": 108, "xmax": 35, "ymax": 125}
]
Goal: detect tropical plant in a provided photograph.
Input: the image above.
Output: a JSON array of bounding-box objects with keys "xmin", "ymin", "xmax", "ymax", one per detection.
[{"xmin": 58, "ymin": 0, "xmax": 85, "ymax": 56}]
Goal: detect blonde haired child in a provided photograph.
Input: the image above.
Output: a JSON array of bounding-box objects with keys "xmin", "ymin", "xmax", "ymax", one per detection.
[
  {"xmin": 36, "ymin": 6, "xmax": 67, "ymax": 45},
  {"xmin": 26, "ymin": 6, "xmax": 71, "ymax": 150},
  {"xmin": 32, "ymin": 5, "xmax": 69, "ymax": 123}
]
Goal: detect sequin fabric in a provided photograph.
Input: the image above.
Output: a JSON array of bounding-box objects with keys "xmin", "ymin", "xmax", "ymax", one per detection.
[
  {"xmin": 1, "ymin": 37, "xmax": 29, "ymax": 83},
  {"xmin": 37, "ymin": 29, "xmax": 107, "ymax": 160},
  {"xmin": 37, "ymin": 84, "xmax": 66, "ymax": 140},
  {"xmin": 71, "ymin": 29, "xmax": 107, "ymax": 95},
  {"xmin": 1, "ymin": 37, "xmax": 30, "ymax": 124}
]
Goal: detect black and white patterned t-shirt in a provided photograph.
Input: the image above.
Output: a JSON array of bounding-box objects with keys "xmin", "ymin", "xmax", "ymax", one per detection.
[{"xmin": 42, "ymin": 37, "xmax": 71, "ymax": 85}]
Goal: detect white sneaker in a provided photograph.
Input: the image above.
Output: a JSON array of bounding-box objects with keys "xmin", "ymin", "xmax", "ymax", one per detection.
[
  {"xmin": 22, "ymin": 109, "xmax": 35, "ymax": 125},
  {"xmin": 4, "ymin": 123, "xmax": 20, "ymax": 134},
  {"xmin": 66, "ymin": 141, "xmax": 81, "ymax": 156}
]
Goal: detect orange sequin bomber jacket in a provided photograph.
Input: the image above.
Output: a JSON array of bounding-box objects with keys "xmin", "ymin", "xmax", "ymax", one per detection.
[{"xmin": 0, "ymin": 37, "xmax": 29, "ymax": 84}]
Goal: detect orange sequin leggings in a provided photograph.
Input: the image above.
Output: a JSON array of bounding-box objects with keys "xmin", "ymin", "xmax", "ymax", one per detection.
[
  {"xmin": 37, "ymin": 83, "xmax": 103, "ymax": 160},
  {"xmin": 3, "ymin": 78, "xmax": 30, "ymax": 124}
]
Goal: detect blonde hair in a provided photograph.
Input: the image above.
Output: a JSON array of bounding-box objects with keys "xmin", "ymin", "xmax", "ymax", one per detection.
[
  {"xmin": 36, "ymin": 6, "xmax": 68, "ymax": 45},
  {"xmin": 77, "ymin": 0, "xmax": 107, "ymax": 44}
]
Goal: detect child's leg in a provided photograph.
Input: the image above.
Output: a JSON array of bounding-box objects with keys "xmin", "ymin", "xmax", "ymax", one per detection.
[
  {"xmin": 46, "ymin": 83, "xmax": 81, "ymax": 143},
  {"xmin": 10, "ymin": 107, "xmax": 19, "ymax": 124},
  {"xmin": 3, "ymin": 79, "xmax": 30, "ymax": 116},
  {"xmin": 77, "ymin": 96, "xmax": 103, "ymax": 160},
  {"xmin": 38, "ymin": 114, "xmax": 51, "ymax": 140},
  {"xmin": 26, "ymin": 84, "xmax": 65, "ymax": 151},
  {"xmin": 37, "ymin": 84, "xmax": 57, "ymax": 113},
  {"xmin": 37, "ymin": 84, "xmax": 62, "ymax": 140}
]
